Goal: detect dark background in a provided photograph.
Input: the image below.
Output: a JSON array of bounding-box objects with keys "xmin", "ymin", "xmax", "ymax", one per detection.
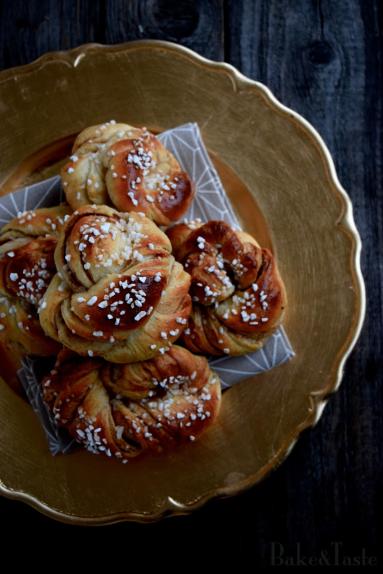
[{"xmin": 0, "ymin": 0, "xmax": 381, "ymax": 567}]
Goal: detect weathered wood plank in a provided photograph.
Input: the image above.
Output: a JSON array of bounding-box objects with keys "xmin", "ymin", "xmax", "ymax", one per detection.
[
  {"xmin": 0, "ymin": 0, "xmax": 106, "ymax": 68},
  {"xmin": 104, "ymin": 0, "xmax": 224, "ymax": 60},
  {"xmin": 225, "ymin": 0, "xmax": 382, "ymax": 563},
  {"xmin": 0, "ymin": 0, "xmax": 224, "ymax": 70}
]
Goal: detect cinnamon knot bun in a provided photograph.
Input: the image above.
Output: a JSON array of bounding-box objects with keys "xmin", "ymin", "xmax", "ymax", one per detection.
[
  {"xmin": 166, "ymin": 220, "xmax": 286, "ymax": 356},
  {"xmin": 61, "ymin": 121, "xmax": 194, "ymax": 225},
  {"xmin": 0, "ymin": 205, "xmax": 71, "ymax": 305},
  {"xmin": 41, "ymin": 346, "xmax": 221, "ymax": 461},
  {"xmin": 39, "ymin": 205, "xmax": 191, "ymax": 362},
  {"xmin": 0, "ymin": 206, "xmax": 70, "ymax": 359}
]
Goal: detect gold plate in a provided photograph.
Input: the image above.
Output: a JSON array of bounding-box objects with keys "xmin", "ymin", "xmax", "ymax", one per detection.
[{"xmin": 0, "ymin": 41, "xmax": 365, "ymax": 524}]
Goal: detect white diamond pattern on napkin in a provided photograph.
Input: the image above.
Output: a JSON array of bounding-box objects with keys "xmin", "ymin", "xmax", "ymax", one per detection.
[
  {"xmin": 159, "ymin": 125, "xmax": 239, "ymax": 226},
  {"xmin": 159, "ymin": 123, "xmax": 294, "ymax": 386}
]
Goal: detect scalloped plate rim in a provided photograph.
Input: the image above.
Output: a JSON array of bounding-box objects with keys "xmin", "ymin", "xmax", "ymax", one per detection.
[{"xmin": 0, "ymin": 40, "xmax": 366, "ymax": 525}]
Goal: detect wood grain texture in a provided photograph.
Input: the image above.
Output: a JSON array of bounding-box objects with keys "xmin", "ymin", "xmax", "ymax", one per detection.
[
  {"xmin": 0, "ymin": 0, "xmax": 224, "ymax": 68},
  {"xmin": 0, "ymin": 0, "xmax": 381, "ymax": 568},
  {"xmin": 225, "ymin": 0, "xmax": 382, "ymax": 563}
]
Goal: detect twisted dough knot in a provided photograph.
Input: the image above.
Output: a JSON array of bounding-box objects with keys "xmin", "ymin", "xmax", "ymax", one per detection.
[
  {"xmin": 0, "ymin": 206, "xmax": 70, "ymax": 357},
  {"xmin": 0, "ymin": 205, "xmax": 70, "ymax": 305},
  {"xmin": 42, "ymin": 346, "xmax": 221, "ymax": 461},
  {"xmin": 39, "ymin": 205, "xmax": 191, "ymax": 362},
  {"xmin": 61, "ymin": 121, "xmax": 194, "ymax": 226},
  {"xmin": 166, "ymin": 220, "xmax": 286, "ymax": 356}
]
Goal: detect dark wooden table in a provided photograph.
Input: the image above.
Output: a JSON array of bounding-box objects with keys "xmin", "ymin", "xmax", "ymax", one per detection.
[{"xmin": 0, "ymin": 0, "xmax": 381, "ymax": 567}]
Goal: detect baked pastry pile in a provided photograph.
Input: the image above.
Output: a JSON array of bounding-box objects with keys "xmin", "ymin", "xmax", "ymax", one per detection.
[{"xmin": 0, "ymin": 122, "xmax": 287, "ymax": 462}]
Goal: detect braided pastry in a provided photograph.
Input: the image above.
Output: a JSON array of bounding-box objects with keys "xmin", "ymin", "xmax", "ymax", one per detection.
[
  {"xmin": 0, "ymin": 206, "xmax": 69, "ymax": 391},
  {"xmin": 166, "ymin": 220, "xmax": 286, "ymax": 356},
  {"xmin": 0, "ymin": 205, "xmax": 71, "ymax": 244},
  {"xmin": 41, "ymin": 345, "xmax": 221, "ymax": 461},
  {"xmin": 0, "ymin": 206, "xmax": 71, "ymax": 306},
  {"xmin": 39, "ymin": 205, "xmax": 191, "ymax": 362},
  {"xmin": 0, "ymin": 206, "xmax": 71, "ymax": 358},
  {"xmin": 61, "ymin": 121, "xmax": 194, "ymax": 225}
]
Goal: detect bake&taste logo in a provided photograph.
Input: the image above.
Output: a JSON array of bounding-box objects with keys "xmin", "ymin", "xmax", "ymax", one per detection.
[{"xmin": 270, "ymin": 542, "xmax": 378, "ymax": 567}]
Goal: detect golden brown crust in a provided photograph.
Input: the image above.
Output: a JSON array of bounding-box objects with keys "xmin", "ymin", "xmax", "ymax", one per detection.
[
  {"xmin": 0, "ymin": 236, "xmax": 56, "ymax": 305},
  {"xmin": 0, "ymin": 205, "xmax": 71, "ymax": 305},
  {"xmin": 0, "ymin": 205, "xmax": 71, "ymax": 242},
  {"xmin": 166, "ymin": 220, "xmax": 287, "ymax": 356},
  {"xmin": 61, "ymin": 121, "xmax": 194, "ymax": 225},
  {"xmin": 39, "ymin": 205, "xmax": 192, "ymax": 362},
  {"xmin": 0, "ymin": 206, "xmax": 69, "ymax": 364},
  {"xmin": 41, "ymin": 346, "xmax": 221, "ymax": 461}
]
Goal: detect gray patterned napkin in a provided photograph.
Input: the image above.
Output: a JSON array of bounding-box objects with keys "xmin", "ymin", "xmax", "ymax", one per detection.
[
  {"xmin": 19, "ymin": 356, "xmax": 75, "ymax": 455},
  {"xmin": 158, "ymin": 124, "xmax": 294, "ymax": 386},
  {"xmin": 1, "ymin": 123, "xmax": 294, "ymax": 455}
]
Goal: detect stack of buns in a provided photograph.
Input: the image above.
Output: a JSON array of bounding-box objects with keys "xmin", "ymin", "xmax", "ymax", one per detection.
[{"xmin": 0, "ymin": 122, "xmax": 286, "ymax": 462}]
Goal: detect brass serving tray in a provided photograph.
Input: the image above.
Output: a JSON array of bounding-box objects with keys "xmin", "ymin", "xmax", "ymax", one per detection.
[{"xmin": 0, "ymin": 40, "xmax": 365, "ymax": 524}]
